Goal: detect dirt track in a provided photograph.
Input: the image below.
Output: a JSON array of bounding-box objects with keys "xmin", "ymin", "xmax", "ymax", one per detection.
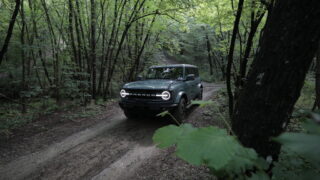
[{"xmin": 0, "ymin": 83, "xmax": 223, "ymax": 180}]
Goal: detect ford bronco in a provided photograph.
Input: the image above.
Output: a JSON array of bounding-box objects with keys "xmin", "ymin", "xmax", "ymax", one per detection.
[{"xmin": 119, "ymin": 64, "xmax": 203, "ymax": 122}]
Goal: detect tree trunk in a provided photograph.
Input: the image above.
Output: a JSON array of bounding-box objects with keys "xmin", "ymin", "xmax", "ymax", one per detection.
[
  {"xmin": 0, "ymin": 0, "xmax": 21, "ymax": 65},
  {"xmin": 238, "ymin": 11, "xmax": 265, "ymax": 88},
  {"xmin": 90, "ymin": 0, "xmax": 97, "ymax": 99},
  {"xmin": 41, "ymin": 0, "xmax": 61, "ymax": 103},
  {"xmin": 313, "ymin": 42, "xmax": 320, "ymax": 110},
  {"xmin": 232, "ymin": 0, "xmax": 320, "ymax": 159},
  {"xmin": 205, "ymin": 32, "xmax": 213, "ymax": 75},
  {"xmin": 68, "ymin": 0, "xmax": 78, "ymax": 67},
  {"xmin": 20, "ymin": 0, "xmax": 26, "ymax": 113},
  {"xmin": 226, "ymin": 0, "xmax": 244, "ymax": 117}
]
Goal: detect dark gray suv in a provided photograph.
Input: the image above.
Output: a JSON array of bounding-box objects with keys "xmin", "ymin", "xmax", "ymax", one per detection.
[{"xmin": 119, "ymin": 64, "xmax": 203, "ymax": 122}]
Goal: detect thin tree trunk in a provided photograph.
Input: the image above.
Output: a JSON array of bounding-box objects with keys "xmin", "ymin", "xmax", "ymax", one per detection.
[
  {"xmin": 20, "ymin": 0, "xmax": 26, "ymax": 113},
  {"xmin": 90, "ymin": 0, "xmax": 97, "ymax": 99},
  {"xmin": 41, "ymin": 0, "xmax": 60, "ymax": 103},
  {"xmin": 68, "ymin": 0, "xmax": 78, "ymax": 66},
  {"xmin": 238, "ymin": 10, "xmax": 265, "ymax": 88},
  {"xmin": 313, "ymin": 42, "xmax": 320, "ymax": 110},
  {"xmin": 28, "ymin": 0, "xmax": 52, "ymax": 86},
  {"xmin": 0, "ymin": 0, "xmax": 21, "ymax": 65},
  {"xmin": 205, "ymin": 31, "xmax": 213, "ymax": 75},
  {"xmin": 232, "ymin": 0, "xmax": 320, "ymax": 159},
  {"xmin": 128, "ymin": 14, "xmax": 156, "ymax": 81},
  {"xmin": 226, "ymin": 0, "xmax": 244, "ymax": 117}
]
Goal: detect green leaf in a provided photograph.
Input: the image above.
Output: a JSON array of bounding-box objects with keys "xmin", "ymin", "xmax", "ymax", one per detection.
[
  {"xmin": 274, "ymin": 132, "xmax": 320, "ymax": 164},
  {"xmin": 175, "ymin": 126, "xmax": 239, "ymax": 170},
  {"xmin": 153, "ymin": 124, "xmax": 263, "ymax": 177},
  {"xmin": 153, "ymin": 124, "xmax": 196, "ymax": 148},
  {"xmin": 222, "ymin": 146, "xmax": 259, "ymax": 175},
  {"xmin": 303, "ymin": 118, "xmax": 320, "ymax": 134}
]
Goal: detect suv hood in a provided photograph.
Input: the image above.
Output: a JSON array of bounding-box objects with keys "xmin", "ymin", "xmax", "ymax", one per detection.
[{"xmin": 123, "ymin": 79, "xmax": 179, "ymax": 90}]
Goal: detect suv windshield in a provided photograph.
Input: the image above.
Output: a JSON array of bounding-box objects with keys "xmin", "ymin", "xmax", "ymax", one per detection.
[{"xmin": 146, "ymin": 67, "xmax": 183, "ymax": 80}]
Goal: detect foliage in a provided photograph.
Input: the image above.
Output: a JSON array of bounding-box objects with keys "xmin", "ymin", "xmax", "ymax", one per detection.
[
  {"xmin": 295, "ymin": 75, "xmax": 315, "ymax": 109},
  {"xmin": 153, "ymin": 105, "xmax": 320, "ymax": 179},
  {"xmin": 153, "ymin": 123, "xmax": 269, "ymax": 179},
  {"xmin": 272, "ymin": 114, "xmax": 320, "ymax": 180}
]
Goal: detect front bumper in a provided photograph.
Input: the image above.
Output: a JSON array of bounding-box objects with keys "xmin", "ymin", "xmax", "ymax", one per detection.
[{"xmin": 119, "ymin": 99, "xmax": 178, "ymax": 111}]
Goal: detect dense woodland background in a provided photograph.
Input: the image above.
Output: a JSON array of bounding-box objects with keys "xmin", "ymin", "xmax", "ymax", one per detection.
[{"xmin": 1, "ymin": 0, "xmax": 320, "ymax": 179}]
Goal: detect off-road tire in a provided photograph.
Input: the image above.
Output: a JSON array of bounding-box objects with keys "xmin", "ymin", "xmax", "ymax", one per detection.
[
  {"xmin": 171, "ymin": 98, "xmax": 187, "ymax": 124},
  {"xmin": 124, "ymin": 109, "xmax": 139, "ymax": 119},
  {"xmin": 197, "ymin": 88, "xmax": 203, "ymax": 100}
]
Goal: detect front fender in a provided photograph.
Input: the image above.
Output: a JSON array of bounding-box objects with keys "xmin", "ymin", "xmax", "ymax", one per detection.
[{"xmin": 173, "ymin": 91, "xmax": 188, "ymax": 104}]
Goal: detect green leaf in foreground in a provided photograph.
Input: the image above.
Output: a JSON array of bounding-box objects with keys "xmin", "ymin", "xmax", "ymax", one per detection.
[
  {"xmin": 274, "ymin": 132, "xmax": 320, "ymax": 164},
  {"xmin": 153, "ymin": 124, "xmax": 262, "ymax": 176},
  {"xmin": 152, "ymin": 124, "xmax": 196, "ymax": 148}
]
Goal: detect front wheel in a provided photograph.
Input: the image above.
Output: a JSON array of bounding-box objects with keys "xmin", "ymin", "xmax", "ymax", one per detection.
[
  {"xmin": 197, "ymin": 88, "xmax": 203, "ymax": 100},
  {"xmin": 171, "ymin": 98, "xmax": 187, "ymax": 124},
  {"xmin": 124, "ymin": 109, "xmax": 139, "ymax": 119}
]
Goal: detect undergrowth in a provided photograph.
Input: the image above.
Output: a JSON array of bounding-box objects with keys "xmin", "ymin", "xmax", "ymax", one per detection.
[
  {"xmin": 154, "ymin": 78, "xmax": 319, "ymax": 180},
  {"xmin": 0, "ymin": 98, "xmax": 115, "ymax": 139}
]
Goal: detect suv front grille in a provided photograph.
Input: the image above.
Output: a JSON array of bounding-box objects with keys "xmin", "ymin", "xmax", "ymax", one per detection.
[{"xmin": 125, "ymin": 89, "xmax": 164, "ymax": 101}]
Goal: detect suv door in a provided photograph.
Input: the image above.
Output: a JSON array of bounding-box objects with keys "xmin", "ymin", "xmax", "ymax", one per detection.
[
  {"xmin": 193, "ymin": 68, "xmax": 201, "ymax": 98},
  {"xmin": 185, "ymin": 67, "xmax": 198, "ymax": 100}
]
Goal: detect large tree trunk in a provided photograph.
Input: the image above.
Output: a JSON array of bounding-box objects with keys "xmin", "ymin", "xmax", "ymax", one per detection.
[
  {"xmin": 232, "ymin": 0, "xmax": 320, "ymax": 159},
  {"xmin": 0, "ymin": 0, "xmax": 21, "ymax": 65}
]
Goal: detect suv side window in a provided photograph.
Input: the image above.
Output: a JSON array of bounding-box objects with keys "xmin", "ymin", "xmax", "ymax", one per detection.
[
  {"xmin": 186, "ymin": 67, "xmax": 193, "ymax": 76},
  {"xmin": 186, "ymin": 67, "xmax": 199, "ymax": 78},
  {"xmin": 194, "ymin": 68, "xmax": 199, "ymax": 77}
]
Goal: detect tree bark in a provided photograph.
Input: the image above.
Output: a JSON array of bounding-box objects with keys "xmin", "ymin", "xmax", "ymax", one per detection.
[
  {"xmin": 226, "ymin": 0, "xmax": 244, "ymax": 117},
  {"xmin": 232, "ymin": 0, "xmax": 320, "ymax": 159},
  {"xmin": 68, "ymin": 0, "xmax": 78, "ymax": 67},
  {"xmin": 90, "ymin": 0, "xmax": 97, "ymax": 99},
  {"xmin": 20, "ymin": 0, "xmax": 26, "ymax": 113},
  {"xmin": 205, "ymin": 31, "xmax": 213, "ymax": 75},
  {"xmin": 0, "ymin": 0, "xmax": 21, "ymax": 65},
  {"xmin": 313, "ymin": 42, "xmax": 320, "ymax": 110}
]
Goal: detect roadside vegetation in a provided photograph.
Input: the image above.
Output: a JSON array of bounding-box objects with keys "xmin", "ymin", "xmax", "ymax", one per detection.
[{"xmin": 1, "ymin": 0, "xmax": 320, "ymax": 179}]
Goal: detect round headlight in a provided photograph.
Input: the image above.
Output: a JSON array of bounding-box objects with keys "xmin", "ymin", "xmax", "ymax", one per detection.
[
  {"xmin": 161, "ymin": 91, "xmax": 171, "ymax": 100},
  {"xmin": 120, "ymin": 89, "xmax": 128, "ymax": 98}
]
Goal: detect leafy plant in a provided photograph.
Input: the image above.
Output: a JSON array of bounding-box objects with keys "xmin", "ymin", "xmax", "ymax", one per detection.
[
  {"xmin": 153, "ymin": 123, "xmax": 269, "ymax": 179},
  {"xmin": 153, "ymin": 104, "xmax": 320, "ymax": 179}
]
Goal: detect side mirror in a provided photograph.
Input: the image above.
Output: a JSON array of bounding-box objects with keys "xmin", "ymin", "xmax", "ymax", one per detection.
[
  {"xmin": 136, "ymin": 75, "xmax": 143, "ymax": 81},
  {"xmin": 186, "ymin": 74, "xmax": 195, "ymax": 81}
]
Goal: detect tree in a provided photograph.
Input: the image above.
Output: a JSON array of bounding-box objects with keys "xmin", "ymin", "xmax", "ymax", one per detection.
[
  {"xmin": 226, "ymin": 0, "xmax": 244, "ymax": 117},
  {"xmin": 0, "ymin": 0, "xmax": 21, "ymax": 65},
  {"xmin": 232, "ymin": 0, "xmax": 320, "ymax": 159},
  {"xmin": 90, "ymin": 0, "xmax": 97, "ymax": 100},
  {"xmin": 313, "ymin": 42, "xmax": 320, "ymax": 110}
]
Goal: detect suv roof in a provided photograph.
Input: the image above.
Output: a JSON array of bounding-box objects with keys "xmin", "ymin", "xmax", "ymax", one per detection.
[{"xmin": 150, "ymin": 64, "xmax": 198, "ymax": 68}]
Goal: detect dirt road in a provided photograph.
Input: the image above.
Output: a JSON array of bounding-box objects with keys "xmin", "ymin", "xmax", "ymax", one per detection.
[{"xmin": 0, "ymin": 83, "xmax": 223, "ymax": 180}]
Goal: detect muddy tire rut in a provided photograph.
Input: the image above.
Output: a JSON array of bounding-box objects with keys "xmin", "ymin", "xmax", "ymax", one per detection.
[{"xmin": 0, "ymin": 83, "xmax": 223, "ymax": 180}]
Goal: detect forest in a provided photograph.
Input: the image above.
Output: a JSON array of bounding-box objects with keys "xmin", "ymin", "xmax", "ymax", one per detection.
[{"xmin": 0, "ymin": 0, "xmax": 320, "ymax": 179}]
